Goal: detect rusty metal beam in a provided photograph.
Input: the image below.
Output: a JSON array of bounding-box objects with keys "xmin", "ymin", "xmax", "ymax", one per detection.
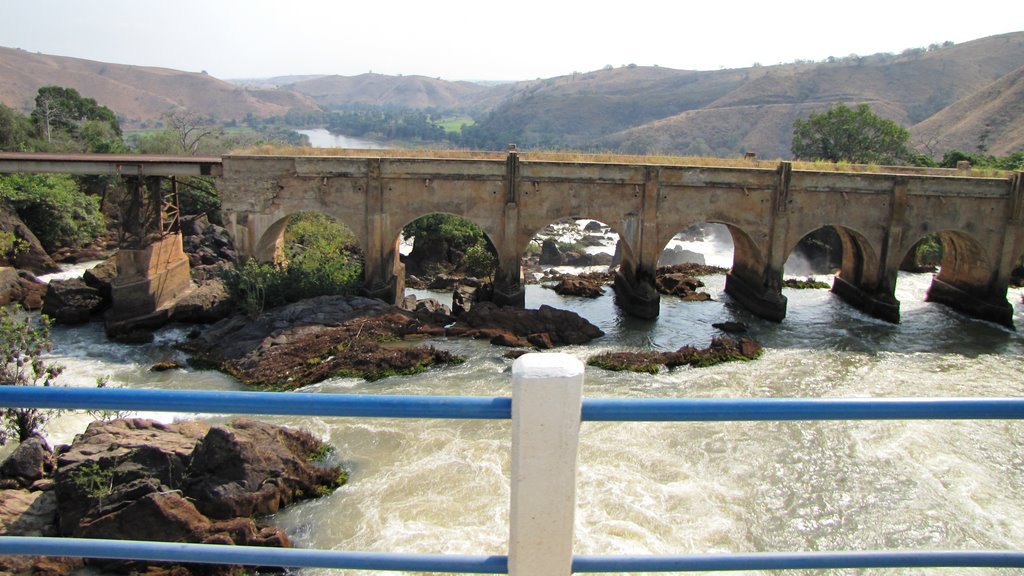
[{"xmin": 0, "ymin": 152, "xmax": 222, "ymax": 177}]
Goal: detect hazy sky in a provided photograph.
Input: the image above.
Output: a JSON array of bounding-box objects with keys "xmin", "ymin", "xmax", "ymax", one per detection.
[{"xmin": 3, "ymin": 1, "xmax": 1020, "ymax": 81}]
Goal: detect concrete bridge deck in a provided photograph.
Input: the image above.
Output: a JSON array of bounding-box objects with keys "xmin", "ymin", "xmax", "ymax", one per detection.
[{"xmin": 1, "ymin": 151, "xmax": 1021, "ymax": 328}]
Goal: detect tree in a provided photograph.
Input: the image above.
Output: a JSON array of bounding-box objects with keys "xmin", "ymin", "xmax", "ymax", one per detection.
[
  {"xmin": 0, "ymin": 173, "xmax": 106, "ymax": 251},
  {"xmin": 0, "ymin": 104, "xmax": 32, "ymax": 151},
  {"xmin": 29, "ymin": 86, "xmax": 123, "ymax": 152},
  {"xmin": 166, "ymin": 109, "xmax": 219, "ymax": 155},
  {"xmin": 791, "ymin": 103, "xmax": 912, "ymax": 165},
  {"xmin": 0, "ymin": 308, "xmax": 63, "ymax": 445}
]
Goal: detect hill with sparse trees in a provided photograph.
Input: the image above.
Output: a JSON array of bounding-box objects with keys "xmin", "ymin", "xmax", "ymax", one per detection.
[{"xmin": 1, "ymin": 32, "xmax": 1022, "ymax": 157}]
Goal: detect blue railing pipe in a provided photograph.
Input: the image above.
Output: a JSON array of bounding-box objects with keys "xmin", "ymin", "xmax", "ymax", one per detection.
[
  {"xmin": 581, "ymin": 396, "xmax": 1024, "ymax": 421},
  {"xmin": 5, "ymin": 386, "xmax": 1024, "ymax": 422},
  {"xmin": 0, "ymin": 537, "xmax": 508, "ymax": 573},
  {"xmin": 0, "ymin": 386, "xmax": 511, "ymax": 419},
  {"xmin": 572, "ymin": 551, "xmax": 1024, "ymax": 571},
  {"xmin": 4, "ymin": 538, "xmax": 1024, "ymax": 572}
]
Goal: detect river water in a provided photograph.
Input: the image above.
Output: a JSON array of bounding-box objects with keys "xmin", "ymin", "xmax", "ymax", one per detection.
[{"xmin": 25, "ymin": 234, "xmax": 1024, "ymax": 576}]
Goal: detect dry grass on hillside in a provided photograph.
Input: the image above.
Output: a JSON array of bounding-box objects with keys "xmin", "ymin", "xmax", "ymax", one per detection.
[{"xmin": 231, "ymin": 144, "xmax": 1014, "ymax": 178}]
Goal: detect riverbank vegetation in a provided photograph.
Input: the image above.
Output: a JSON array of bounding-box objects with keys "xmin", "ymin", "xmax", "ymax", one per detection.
[
  {"xmin": 0, "ymin": 308, "xmax": 63, "ymax": 445},
  {"xmin": 224, "ymin": 212, "xmax": 363, "ymax": 317},
  {"xmin": 588, "ymin": 336, "xmax": 763, "ymax": 374}
]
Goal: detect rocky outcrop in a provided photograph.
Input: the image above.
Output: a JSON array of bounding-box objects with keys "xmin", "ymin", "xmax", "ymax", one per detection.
[
  {"xmin": 41, "ymin": 278, "xmax": 105, "ymax": 324},
  {"xmin": 655, "ymin": 272, "xmax": 711, "ymax": 300},
  {"xmin": 181, "ymin": 215, "xmax": 238, "ymax": 268},
  {"xmin": 0, "ymin": 203, "xmax": 60, "ymax": 275},
  {"xmin": 659, "ymin": 246, "xmax": 706, "ymax": 267},
  {"xmin": 783, "ymin": 277, "xmax": 831, "ymax": 289},
  {"xmin": 552, "ymin": 274, "xmax": 606, "ymax": 298},
  {"xmin": 183, "ymin": 295, "xmax": 463, "ymax": 387},
  {"xmin": 588, "ymin": 336, "xmax": 763, "ymax": 373},
  {"xmin": 169, "ymin": 277, "xmax": 233, "ymax": 324},
  {"xmin": 448, "ymin": 302, "xmax": 604, "ymax": 346},
  {"xmin": 0, "ymin": 267, "xmax": 47, "ymax": 310},
  {"xmin": 0, "ymin": 417, "xmax": 344, "ymax": 575}
]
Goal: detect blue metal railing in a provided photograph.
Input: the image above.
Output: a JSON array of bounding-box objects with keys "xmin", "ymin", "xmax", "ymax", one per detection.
[{"xmin": 3, "ymin": 385, "xmax": 1024, "ymax": 573}]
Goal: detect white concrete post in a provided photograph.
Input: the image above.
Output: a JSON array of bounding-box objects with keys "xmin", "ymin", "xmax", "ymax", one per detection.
[{"xmin": 509, "ymin": 352, "xmax": 584, "ymax": 576}]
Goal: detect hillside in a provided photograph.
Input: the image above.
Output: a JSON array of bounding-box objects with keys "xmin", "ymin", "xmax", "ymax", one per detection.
[
  {"xmin": 287, "ymin": 73, "xmax": 492, "ymax": 109},
  {"xmin": 0, "ymin": 47, "xmax": 320, "ymax": 126},
  {"xmin": 1, "ymin": 32, "xmax": 1022, "ymax": 158},
  {"xmin": 911, "ymin": 64, "xmax": 1024, "ymax": 156},
  {"xmin": 468, "ymin": 32, "xmax": 1024, "ymax": 157}
]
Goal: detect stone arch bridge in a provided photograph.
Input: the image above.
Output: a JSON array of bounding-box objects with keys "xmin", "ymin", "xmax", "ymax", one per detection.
[
  {"xmin": 219, "ymin": 151, "xmax": 1024, "ymax": 329},
  {"xmin": 1, "ymin": 151, "xmax": 1021, "ymax": 328}
]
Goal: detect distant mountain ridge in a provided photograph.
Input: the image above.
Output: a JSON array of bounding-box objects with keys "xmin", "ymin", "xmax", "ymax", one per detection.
[
  {"xmin": 0, "ymin": 46, "xmax": 321, "ymax": 126},
  {"xmin": 1, "ymin": 32, "xmax": 1022, "ymax": 157}
]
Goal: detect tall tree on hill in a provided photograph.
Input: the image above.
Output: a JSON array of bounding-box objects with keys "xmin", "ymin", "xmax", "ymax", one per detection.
[
  {"xmin": 791, "ymin": 103, "xmax": 912, "ymax": 165},
  {"xmin": 30, "ymin": 86, "xmax": 124, "ymax": 152}
]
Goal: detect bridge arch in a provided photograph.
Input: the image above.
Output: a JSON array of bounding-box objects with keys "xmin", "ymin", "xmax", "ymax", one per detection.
[
  {"xmin": 393, "ymin": 211, "xmax": 504, "ymax": 295},
  {"xmin": 785, "ymin": 223, "xmax": 881, "ymax": 287},
  {"xmin": 520, "ymin": 217, "xmax": 631, "ymax": 270},
  {"xmin": 899, "ymin": 229, "xmax": 1012, "ymax": 325},
  {"xmin": 249, "ymin": 210, "xmax": 364, "ymax": 265},
  {"xmin": 655, "ymin": 221, "xmax": 765, "ymax": 274}
]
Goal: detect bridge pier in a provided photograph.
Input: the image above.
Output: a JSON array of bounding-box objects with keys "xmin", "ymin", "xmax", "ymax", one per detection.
[
  {"xmin": 831, "ymin": 276, "xmax": 901, "ymax": 323},
  {"xmin": 612, "ymin": 267, "xmax": 660, "ymax": 319},
  {"xmin": 927, "ymin": 278, "xmax": 1014, "ymax": 329},
  {"xmin": 724, "ymin": 272, "xmax": 787, "ymax": 322},
  {"xmin": 106, "ymin": 233, "xmax": 192, "ymax": 333}
]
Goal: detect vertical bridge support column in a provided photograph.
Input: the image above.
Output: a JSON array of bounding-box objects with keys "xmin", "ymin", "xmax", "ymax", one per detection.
[
  {"xmin": 509, "ymin": 353, "xmax": 583, "ymax": 576},
  {"xmin": 494, "ymin": 145, "xmax": 526, "ymax": 308},
  {"xmin": 612, "ymin": 167, "xmax": 661, "ymax": 319}
]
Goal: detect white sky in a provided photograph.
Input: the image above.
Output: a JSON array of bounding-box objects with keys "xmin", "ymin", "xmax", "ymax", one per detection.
[{"xmin": 2, "ymin": 0, "xmax": 1020, "ymax": 81}]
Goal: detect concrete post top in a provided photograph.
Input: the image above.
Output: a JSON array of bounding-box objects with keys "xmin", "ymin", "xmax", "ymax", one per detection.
[{"xmin": 512, "ymin": 352, "xmax": 584, "ymax": 379}]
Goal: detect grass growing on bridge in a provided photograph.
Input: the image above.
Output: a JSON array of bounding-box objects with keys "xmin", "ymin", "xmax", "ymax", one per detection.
[{"xmin": 231, "ymin": 144, "xmax": 1015, "ymax": 178}]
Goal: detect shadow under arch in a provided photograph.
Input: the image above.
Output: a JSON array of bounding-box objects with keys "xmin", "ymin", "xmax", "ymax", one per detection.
[
  {"xmin": 784, "ymin": 224, "xmax": 892, "ymax": 322},
  {"xmin": 397, "ymin": 211, "xmax": 501, "ymax": 301},
  {"xmin": 906, "ymin": 229, "xmax": 1014, "ymax": 328},
  {"xmin": 252, "ymin": 211, "xmax": 364, "ymax": 265}
]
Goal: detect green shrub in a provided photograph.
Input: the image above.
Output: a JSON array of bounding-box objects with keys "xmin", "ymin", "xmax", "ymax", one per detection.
[
  {"xmin": 225, "ymin": 213, "xmax": 363, "ymax": 316},
  {"xmin": 0, "ymin": 173, "xmax": 105, "ymax": 252},
  {"xmin": 0, "ymin": 308, "xmax": 64, "ymax": 445}
]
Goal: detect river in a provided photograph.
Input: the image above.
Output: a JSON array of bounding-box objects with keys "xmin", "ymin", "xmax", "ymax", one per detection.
[{"xmin": 23, "ymin": 235, "xmax": 1024, "ymax": 576}]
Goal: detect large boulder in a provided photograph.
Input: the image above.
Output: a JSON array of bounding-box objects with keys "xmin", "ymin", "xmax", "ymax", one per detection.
[
  {"xmin": 448, "ymin": 302, "xmax": 604, "ymax": 346},
  {"xmin": 44, "ymin": 417, "xmax": 342, "ymax": 575},
  {"xmin": 169, "ymin": 278, "xmax": 233, "ymax": 324},
  {"xmin": 185, "ymin": 419, "xmax": 342, "ymax": 519},
  {"xmin": 0, "ymin": 267, "xmax": 47, "ymax": 310},
  {"xmin": 0, "ymin": 436, "xmax": 54, "ymax": 489},
  {"xmin": 552, "ymin": 274, "xmax": 605, "ymax": 298},
  {"xmin": 655, "ymin": 272, "xmax": 712, "ymax": 300},
  {"xmin": 41, "ymin": 278, "xmax": 104, "ymax": 324},
  {"xmin": 81, "ymin": 257, "xmax": 117, "ymax": 304},
  {"xmin": 181, "ymin": 215, "xmax": 238, "ymax": 267},
  {"xmin": 539, "ymin": 238, "xmax": 564, "ymax": 266},
  {"xmin": 0, "ymin": 203, "xmax": 60, "ymax": 275}
]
